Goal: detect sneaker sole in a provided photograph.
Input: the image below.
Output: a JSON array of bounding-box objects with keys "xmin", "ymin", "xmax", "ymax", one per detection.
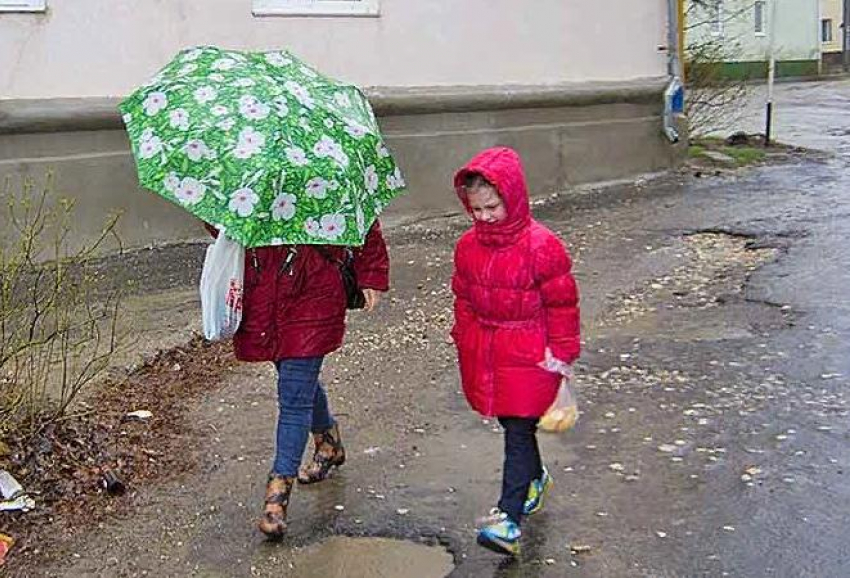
[{"xmin": 477, "ymin": 533, "xmax": 520, "ymax": 557}]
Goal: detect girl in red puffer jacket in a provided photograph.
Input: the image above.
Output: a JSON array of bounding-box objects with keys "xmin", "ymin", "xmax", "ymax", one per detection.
[{"xmin": 451, "ymin": 147, "xmax": 580, "ymax": 556}]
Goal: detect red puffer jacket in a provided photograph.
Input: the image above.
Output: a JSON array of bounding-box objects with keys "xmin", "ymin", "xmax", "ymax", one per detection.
[
  {"xmin": 206, "ymin": 221, "xmax": 389, "ymax": 361},
  {"xmin": 451, "ymin": 148, "xmax": 580, "ymax": 418}
]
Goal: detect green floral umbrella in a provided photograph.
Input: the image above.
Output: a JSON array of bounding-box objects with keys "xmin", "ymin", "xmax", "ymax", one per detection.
[{"xmin": 119, "ymin": 46, "xmax": 406, "ymax": 247}]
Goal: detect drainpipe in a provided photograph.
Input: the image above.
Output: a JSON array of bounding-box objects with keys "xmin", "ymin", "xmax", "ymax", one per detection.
[{"xmin": 663, "ymin": 0, "xmax": 685, "ymax": 143}]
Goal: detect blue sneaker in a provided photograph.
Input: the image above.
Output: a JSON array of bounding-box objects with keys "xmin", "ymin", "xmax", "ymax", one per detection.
[
  {"xmin": 476, "ymin": 508, "xmax": 521, "ymax": 556},
  {"xmin": 523, "ymin": 466, "xmax": 553, "ymax": 516}
]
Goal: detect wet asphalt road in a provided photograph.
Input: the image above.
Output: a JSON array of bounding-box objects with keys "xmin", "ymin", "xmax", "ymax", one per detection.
[{"xmin": 21, "ymin": 79, "xmax": 850, "ymax": 578}]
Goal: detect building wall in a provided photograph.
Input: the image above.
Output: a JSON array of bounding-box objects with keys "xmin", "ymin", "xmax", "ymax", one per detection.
[
  {"xmin": 688, "ymin": 0, "xmax": 820, "ymax": 71},
  {"xmin": 0, "ymin": 1, "xmax": 680, "ymax": 253},
  {"xmin": 0, "ymin": 0, "xmax": 669, "ymax": 99},
  {"xmin": 820, "ymin": 0, "xmax": 843, "ymax": 54}
]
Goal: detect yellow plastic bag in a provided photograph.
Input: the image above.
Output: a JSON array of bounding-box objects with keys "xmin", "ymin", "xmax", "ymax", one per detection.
[{"xmin": 539, "ymin": 377, "xmax": 578, "ymax": 433}]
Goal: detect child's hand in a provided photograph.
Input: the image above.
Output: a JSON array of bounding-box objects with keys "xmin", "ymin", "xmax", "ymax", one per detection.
[
  {"xmin": 539, "ymin": 347, "xmax": 573, "ymax": 379},
  {"xmin": 363, "ymin": 289, "xmax": 381, "ymax": 312}
]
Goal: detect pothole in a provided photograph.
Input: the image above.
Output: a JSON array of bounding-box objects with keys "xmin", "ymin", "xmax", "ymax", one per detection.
[
  {"xmin": 599, "ymin": 231, "xmax": 779, "ymax": 328},
  {"xmin": 287, "ymin": 536, "xmax": 454, "ymax": 578}
]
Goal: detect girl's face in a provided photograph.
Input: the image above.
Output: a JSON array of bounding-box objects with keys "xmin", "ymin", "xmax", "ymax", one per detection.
[{"xmin": 466, "ymin": 185, "xmax": 507, "ymax": 224}]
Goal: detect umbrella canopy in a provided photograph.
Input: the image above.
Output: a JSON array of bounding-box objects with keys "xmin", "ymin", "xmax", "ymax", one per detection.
[{"xmin": 119, "ymin": 46, "xmax": 406, "ymax": 247}]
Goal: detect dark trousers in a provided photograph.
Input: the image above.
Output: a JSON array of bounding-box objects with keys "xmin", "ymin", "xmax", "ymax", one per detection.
[{"xmin": 497, "ymin": 417, "xmax": 544, "ymax": 526}]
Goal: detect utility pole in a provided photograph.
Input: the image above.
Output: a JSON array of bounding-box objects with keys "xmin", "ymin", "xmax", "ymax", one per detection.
[{"xmin": 765, "ymin": 0, "xmax": 778, "ymax": 146}]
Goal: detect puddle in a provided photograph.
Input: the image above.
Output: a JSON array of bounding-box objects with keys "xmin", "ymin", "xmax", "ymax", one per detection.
[{"xmin": 289, "ymin": 536, "xmax": 454, "ymax": 578}]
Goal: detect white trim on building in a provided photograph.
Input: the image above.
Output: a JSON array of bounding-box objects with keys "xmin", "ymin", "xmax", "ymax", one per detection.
[
  {"xmin": 253, "ymin": 0, "xmax": 379, "ymax": 17},
  {"xmin": 0, "ymin": 0, "xmax": 45, "ymax": 13}
]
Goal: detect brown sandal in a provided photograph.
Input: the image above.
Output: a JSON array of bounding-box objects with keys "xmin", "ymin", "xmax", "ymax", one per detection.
[
  {"xmin": 258, "ymin": 475, "xmax": 294, "ymax": 539},
  {"xmin": 298, "ymin": 424, "xmax": 346, "ymax": 484}
]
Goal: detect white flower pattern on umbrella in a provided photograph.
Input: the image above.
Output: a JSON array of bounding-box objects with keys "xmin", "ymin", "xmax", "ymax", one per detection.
[
  {"xmin": 143, "ymin": 92, "xmax": 168, "ymax": 116},
  {"xmin": 320, "ymin": 214, "xmax": 346, "ymax": 240},
  {"xmin": 386, "ymin": 166, "xmax": 405, "ymax": 191},
  {"xmin": 273, "ymin": 97, "xmax": 290, "ymax": 117},
  {"xmin": 285, "ymin": 81, "xmax": 315, "ymax": 109},
  {"xmin": 229, "ymin": 187, "xmax": 260, "ymax": 217},
  {"xmin": 182, "ymin": 48, "xmax": 204, "ymax": 62},
  {"xmin": 344, "ymin": 122, "xmax": 368, "ymax": 139},
  {"xmin": 285, "ymin": 146, "xmax": 309, "ymax": 166},
  {"xmin": 175, "ymin": 177, "xmax": 206, "ymax": 205},
  {"xmin": 364, "ymin": 165, "xmax": 379, "ymax": 194},
  {"xmin": 163, "ymin": 172, "xmax": 180, "ymax": 192},
  {"xmin": 121, "ymin": 46, "xmax": 406, "ymax": 248},
  {"xmin": 212, "ymin": 59, "xmax": 237, "ymax": 71},
  {"xmin": 239, "ymin": 95, "xmax": 271, "ymax": 121},
  {"xmin": 305, "ymin": 177, "xmax": 330, "ymax": 199},
  {"xmin": 184, "ymin": 139, "xmax": 211, "ymax": 162},
  {"xmin": 271, "ymin": 193, "xmax": 297, "ymax": 221},
  {"xmin": 194, "ymin": 86, "xmax": 217, "ymax": 104},
  {"xmin": 234, "ymin": 127, "xmax": 266, "ymax": 159},
  {"xmin": 138, "ymin": 134, "xmax": 163, "ymax": 159},
  {"xmin": 305, "ymin": 217, "xmax": 321, "ymax": 237},
  {"xmin": 178, "ymin": 63, "xmax": 198, "ymax": 77},
  {"xmin": 334, "ymin": 93, "xmax": 352, "ymax": 108},
  {"xmin": 265, "ymin": 52, "xmax": 292, "ymax": 67},
  {"xmin": 313, "ymin": 135, "xmax": 348, "ymax": 168},
  {"xmin": 217, "ymin": 118, "xmax": 237, "ymax": 131},
  {"xmin": 169, "ymin": 108, "xmax": 190, "ymax": 130}
]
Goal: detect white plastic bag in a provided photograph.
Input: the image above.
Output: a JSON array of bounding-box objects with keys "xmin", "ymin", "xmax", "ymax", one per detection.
[
  {"xmin": 539, "ymin": 377, "xmax": 578, "ymax": 433},
  {"xmin": 200, "ymin": 233, "xmax": 245, "ymax": 341}
]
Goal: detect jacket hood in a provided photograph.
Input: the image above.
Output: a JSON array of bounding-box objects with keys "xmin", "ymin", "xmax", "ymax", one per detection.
[{"xmin": 454, "ymin": 147, "xmax": 531, "ymax": 245}]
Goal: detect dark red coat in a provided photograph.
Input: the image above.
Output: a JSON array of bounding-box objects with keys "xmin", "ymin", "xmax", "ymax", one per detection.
[
  {"xmin": 207, "ymin": 222, "xmax": 389, "ymax": 361},
  {"xmin": 451, "ymin": 148, "xmax": 581, "ymax": 418}
]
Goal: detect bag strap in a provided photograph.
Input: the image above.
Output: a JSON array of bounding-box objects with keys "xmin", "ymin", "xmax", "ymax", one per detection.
[{"xmin": 314, "ymin": 246, "xmax": 354, "ymax": 267}]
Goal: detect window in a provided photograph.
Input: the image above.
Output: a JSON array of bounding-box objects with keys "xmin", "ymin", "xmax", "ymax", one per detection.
[
  {"xmin": 754, "ymin": 1, "xmax": 766, "ymax": 35},
  {"xmin": 822, "ymin": 19, "xmax": 834, "ymax": 43},
  {"xmin": 253, "ymin": 0, "xmax": 379, "ymax": 17},
  {"xmin": 0, "ymin": 0, "xmax": 46, "ymax": 12},
  {"xmin": 710, "ymin": 0, "xmax": 724, "ymax": 36}
]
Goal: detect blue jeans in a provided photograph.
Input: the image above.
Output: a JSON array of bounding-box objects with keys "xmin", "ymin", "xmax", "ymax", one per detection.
[
  {"xmin": 497, "ymin": 417, "xmax": 544, "ymax": 526},
  {"xmin": 272, "ymin": 357, "xmax": 335, "ymax": 477}
]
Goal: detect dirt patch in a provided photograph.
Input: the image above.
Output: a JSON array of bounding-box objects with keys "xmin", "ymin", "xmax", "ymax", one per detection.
[
  {"xmin": 599, "ymin": 231, "xmax": 779, "ymax": 329},
  {"xmin": 0, "ymin": 336, "xmax": 238, "ymax": 571}
]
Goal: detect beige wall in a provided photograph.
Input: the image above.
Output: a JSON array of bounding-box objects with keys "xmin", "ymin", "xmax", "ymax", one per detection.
[
  {"xmin": 821, "ymin": 0, "xmax": 843, "ymax": 53},
  {"xmin": 0, "ymin": 0, "xmax": 668, "ymax": 99}
]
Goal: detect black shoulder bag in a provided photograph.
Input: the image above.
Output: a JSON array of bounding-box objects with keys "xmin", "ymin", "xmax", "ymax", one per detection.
[{"xmin": 315, "ymin": 246, "xmax": 366, "ymax": 310}]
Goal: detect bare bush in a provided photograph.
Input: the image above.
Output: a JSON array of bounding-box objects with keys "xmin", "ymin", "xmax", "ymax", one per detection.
[
  {"xmin": 0, "ymin": 174, "xmax": 124, "ymax": 439},
  {"xmin": 684, "ymin": 0, "xmax": 753, "ymax": 139}
]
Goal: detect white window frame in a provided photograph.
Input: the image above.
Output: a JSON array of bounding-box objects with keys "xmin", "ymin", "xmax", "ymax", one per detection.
[
  {"xmin": 754, "ymin": 1, "xmax": 766, "ymax": 36},
  {"xmin": 0, "ymin": 0, "xmax": 46, "ymax": 13},
  {"xmin": 253, "ymin": 0, "xmax": 379, "ymax": 17},
  {"xmin": 822, "ymin": 18, "xmax": 834, "ymax": 43},
  {"xmin": 710, "ymin": 0, "xmax": 724, "ymax": 36}
]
